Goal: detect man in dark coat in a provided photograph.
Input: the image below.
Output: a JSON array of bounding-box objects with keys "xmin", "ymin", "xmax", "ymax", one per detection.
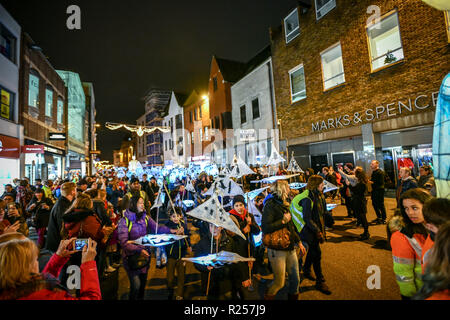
[
  {"xmin": 45, "ymin": 182, "xmax": 77, "ymax": 253},
  {"xmin": 369, "ymin": 160, "xmax": 387, "ymax": 224}
]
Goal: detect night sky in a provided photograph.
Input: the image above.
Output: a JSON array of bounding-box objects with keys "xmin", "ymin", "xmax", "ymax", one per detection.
[{"xmin": 1, "ymin": 0, "xmax": 299, "ymax": 161}]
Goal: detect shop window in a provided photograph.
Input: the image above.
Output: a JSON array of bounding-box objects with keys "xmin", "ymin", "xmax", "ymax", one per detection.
[
  {"xmin": 45, "ymin": 87, "xmax": 53, "ymax": 117},
  {"xmin": 0, "ymin": 23, "xmax": 17, "ymax": 64},
  {"xmin": 321, "ymin": 42, "xmax": 345, "ymax": 90},
  {"xmin": 445, "ymin": 11, "xmax": 450, "ymax": 43},
  {"xmin": 0, "ymin": 86, "xmax": 14, "ymax": 121},
  {"xmin": 366, "ymin": 10, "xmax": 404, "ymax": 72},
  {"xmin": 57, "ymin": 98, "xmax": 64, "ymax": 124},
  {"xmin": 28, "ymin": 71, "xmax": 40, "ymax": 108},
  {"xmin": 252, "ymin": 98, "xmax": 260, "ymax": 119},
  {"xmin": 240, "ymin": 105, "xmax": 246, "ymax": 124},
  {"xmin": 315, "ymin": 0, "xmax": 336, "ymax": 20},
  {"xmin": 289, "ymin": 64, "xmax": 306, "ymax": 103},
  {"xmin": 284, "ymin": 8, "xmax": 300, "ymax": 44}
]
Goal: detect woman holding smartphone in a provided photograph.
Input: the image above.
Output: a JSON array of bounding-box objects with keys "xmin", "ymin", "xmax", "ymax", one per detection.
[{"xmin": 0, "ymin": 233, "xmax": 101, "ymax": 300}]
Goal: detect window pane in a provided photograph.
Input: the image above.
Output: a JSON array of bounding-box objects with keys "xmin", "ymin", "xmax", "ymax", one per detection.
[
  {"xmin": 316, "ymin": 0, "xmax": 336, "ymax": 20},
  {"xmin": 45, "ymin": 88, "xmax": 53, "ymax": 117},
  {"xmin": 368, "ymin": 12, "xmax": 404, "ymax": 71},
  {"xmin": 0, "ymin": 24, "xmax": 16, "ymax": 63},
  {"xmin": 29, "ymin": 74, "xmax": 39, "ymax": 108},
  {"xmin": 285, "ymin": 9, "xmax": 300, "ymax": 43},
  {"xmin": 57, "ymin": 99, "xmax": 63, "ymax": 123},
  {"xmin": 240, "ymin": 105, "xmax": 246, "ymax": 124},
  {"xmin": 290, "ymin": 66, "xmax": 306, "ymax": 102},
  {"xmin": 1, "ymin": 88, "xmax": 13, "ymax": 121},
  {"xmin": 252, "ymin": 99, "xmax": 260, "ymax": 119},
  {"xmin": 322, "ymin": 44, "xmax": 345, "ymax": 90}
]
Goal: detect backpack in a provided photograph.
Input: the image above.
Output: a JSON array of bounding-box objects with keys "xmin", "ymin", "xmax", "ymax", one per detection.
[{"xmin": 289, "ymin": 190, "xmax": 313, "ymax": 234}]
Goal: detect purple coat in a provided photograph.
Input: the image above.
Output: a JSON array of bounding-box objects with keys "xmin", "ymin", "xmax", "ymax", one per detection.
[{"xmin": 118, "ymin": 209, "xmax": 171, "ymax": 275}]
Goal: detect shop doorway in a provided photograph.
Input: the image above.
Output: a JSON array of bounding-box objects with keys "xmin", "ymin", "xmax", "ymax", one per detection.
[
  {"xmin": 331, "ymin": 152, "xmax": 355, "ymax": 170},
  {"xmin": 311, "ymin": 155, "xmax": 328, "ymax": 174}
]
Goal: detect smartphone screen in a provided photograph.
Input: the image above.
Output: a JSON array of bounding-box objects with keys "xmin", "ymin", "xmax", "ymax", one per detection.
[{"xmin": 74, "ymin": 239, "xmax": 88, "ymax": 251}]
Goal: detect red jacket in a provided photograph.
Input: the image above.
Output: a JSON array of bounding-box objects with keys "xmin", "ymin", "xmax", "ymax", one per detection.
[
  {"xmin": 426, "ymin": 289, "xmax": 450, "ymax": 300},
  {"xmin": 0, "ymin": 254, "xmax": 101, "ymax": 300}
]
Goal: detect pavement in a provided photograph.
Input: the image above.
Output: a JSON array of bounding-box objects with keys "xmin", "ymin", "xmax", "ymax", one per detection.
[{"xmin": 113, "ymin": 196, "xmax": 401, "ymax": 300}]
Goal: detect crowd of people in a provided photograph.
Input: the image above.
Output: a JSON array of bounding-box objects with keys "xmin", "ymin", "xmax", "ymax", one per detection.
[{"xmin": 0, "ymin": 159, "xmax": 448, "ymax": 300}]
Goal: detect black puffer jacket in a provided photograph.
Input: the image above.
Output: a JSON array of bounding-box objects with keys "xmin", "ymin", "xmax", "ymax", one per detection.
[
  {"xmin": 193, "ymin": 230, "xmax": 242, "ymax": 297},
  {"xmin": 261, "ymin": 194, "xmax": 300, "ymax": 251}
]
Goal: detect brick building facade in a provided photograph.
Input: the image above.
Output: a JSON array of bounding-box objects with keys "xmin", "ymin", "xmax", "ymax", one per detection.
[
  {"xmin": 270, "ymin": 0, "xmax": 449, "ymax": 187},
  {"xmin": 19, "ymin": 32, "xmax": 67, "ymax": 181}
]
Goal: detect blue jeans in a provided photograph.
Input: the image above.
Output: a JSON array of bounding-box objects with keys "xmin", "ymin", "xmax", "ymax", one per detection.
[
  {"xmin": 267, "ymin": 248, "xmax": 299, "ymax": 296},
  {"xmin": 128, "ymin": 272, "xmax": 148, "ymax": 300}
]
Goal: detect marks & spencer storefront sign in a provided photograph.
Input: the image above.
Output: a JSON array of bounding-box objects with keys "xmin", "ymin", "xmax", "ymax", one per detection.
[{"xmin": 311, "ymin": 91, "xmax": 439, "ymax": 133}]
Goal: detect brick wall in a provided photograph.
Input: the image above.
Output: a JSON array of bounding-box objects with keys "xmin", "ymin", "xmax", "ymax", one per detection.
[{"xmin": 271, "ymin": 0, "xmax": 450, "ymax": 143}]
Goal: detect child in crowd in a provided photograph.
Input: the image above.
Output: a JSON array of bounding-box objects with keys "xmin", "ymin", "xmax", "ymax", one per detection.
[{"xmin": 164, "ymin": 207, "xmax": 191, "ymax": 300}]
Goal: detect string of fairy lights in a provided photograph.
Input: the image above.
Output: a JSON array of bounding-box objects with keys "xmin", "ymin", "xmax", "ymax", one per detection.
[{"xmin": 105, "ymin": 122, "xmax": 171, "ymax": 137}]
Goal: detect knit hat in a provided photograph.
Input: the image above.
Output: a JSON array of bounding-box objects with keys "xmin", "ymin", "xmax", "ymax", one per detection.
[
  {"xmin": 233, "ymin": 195, "xmax": 246, "ymax": 207},
  {"xmin": 130, "ymin": 177, "xmax": 139, "ymax": 184}
]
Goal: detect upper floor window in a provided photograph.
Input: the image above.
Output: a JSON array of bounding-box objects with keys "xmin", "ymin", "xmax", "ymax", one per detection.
[
  {"xmin": 45, "ymin": 87, "xmax": 53, "ymax": 117},
  {"xmin": 189, "ymin": 111, "xmax": 193, "ymax": 123},
  {"xmin": 0, "ymin": 86, "xmax": 14, "ymax": 121},
  {"xmin": 284, "ymin": 8, "xmax": 300, "ymax": 44},
  {"xmin": 252, "ymin": 98, "xmax": 260, "ymax": 119},
  {"xmin": 0, "ymin": 23, "xmax": 17, "ymax": 64},
  {"xmin": 240, "ymin": 105, "xmax": 246, "ymax": 124},
  {"xmin": 198, "ymin": 105, "xmax": 202, "ymax": 119},
  {"xmin": 204, "ymin": 126, "xmax": 209, "ymax": 141},
  {"xmin": 315, "ymin": 0, "xmax": 336, "ymax": 20},
  {"xmin": 289, "ymin": 64, "xmax": 306, "ymax": 103},
  {"xmin": 57, "ymin": 98, "xmax": 63, "ymax": 124},
  {"xmin": 28, "ymin": 71, "xmax": 40, "ymax": 108},
  {"xmin": 213, "ymin": 77, "xmax": 218, "ymax": 91},
  {"xmin": 321, "ymin": 42, "xmax": 345, "ymax": 90},
  {"xmin": 445, "ymin": 11, "xmax": 450, "ymax": 43},
  {"xmin": 367, "ymin": 10, "xmax": 404, "ymax": 72}
]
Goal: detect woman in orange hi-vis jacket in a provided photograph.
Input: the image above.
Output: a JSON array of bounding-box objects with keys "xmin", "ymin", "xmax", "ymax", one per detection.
[
  {"xmin": 390, "ymin": 188, "xmax": 432, "ymax": 300},
  {"xmin": 414, "ymin": 222, "xmax": 450, "ymax": 300}
]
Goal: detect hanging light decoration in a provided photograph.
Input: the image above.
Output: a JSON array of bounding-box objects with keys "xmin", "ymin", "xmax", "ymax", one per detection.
[{"xmin": 105, "ymin": 122, "xmax": 171, "ymax": 137}]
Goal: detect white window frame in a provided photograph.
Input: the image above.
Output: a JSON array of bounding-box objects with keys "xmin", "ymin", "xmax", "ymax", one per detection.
[
  {"xmin": 315, "ymin": 0, "xmax": 336, "ymax": 20},
  {"xmin": 288, "ymin": 64, "xmax": 307, "ymax": 104},
  {"xmin": 57, "ymin": 98, "xmax": 64, "ymax": 124},
  {"xmin": 45, "ymin": 87, "xmax": 53, "ymax": 117},
  {"xmin": 320, "ymin": 42, "xmax": 345, "ymax": 91},
  {"xmin": 366, "ymin": 10, "xmax": 404, "ymax": 73},
  {"xmin": 284, "ymin": 8, "xmax": 300, "ymax": 44}
]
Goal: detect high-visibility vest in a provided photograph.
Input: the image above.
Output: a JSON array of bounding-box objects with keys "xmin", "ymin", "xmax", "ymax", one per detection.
[
  {"xmin": 123, "ymin": 215, "xmax": 149, "ymax": 233},
  {"xmin": 391, "ymin": 231, "xmax": 426, "ymax": 297},
  {"xmin": 421, "ymin": 234, "xmax": 434, "ymax": 273},
  {"xmin": 126, "ymin": 191, "xmax": 147, "ymax": 200},
  {"xmin": 290, "ymin": 189, "xmax": 313, "ymax": 233}
]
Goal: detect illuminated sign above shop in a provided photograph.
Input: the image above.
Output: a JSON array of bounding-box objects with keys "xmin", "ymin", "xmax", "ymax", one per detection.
[
  {"xmin": 49, "ymin": 133, "xmax": 66, "ymax": 141},
  {"xmin": 311, "ymin": 91, "xmax": 439, "ymax": 133}
]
